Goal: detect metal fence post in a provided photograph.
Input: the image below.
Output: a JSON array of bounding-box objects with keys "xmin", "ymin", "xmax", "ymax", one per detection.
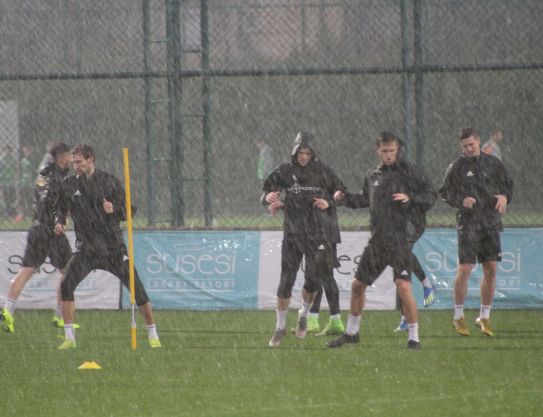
[
  {"xmin": 166, "ymin": 0, "xmax": 184, "ymax": 227},
  {"xmin": 414, "ymin": 0, "xmax": 425, "ymax": 166},
  {"xmin": 201, "ymin": 0, "xmax": 213, "ymax": 227},
  {"xmin": 142, "ymin": 0, "xmax": 156, "ymax": 227},
  {"xmin": 401, "ymin": 0, "xmax": 413, "ymax": 158}
]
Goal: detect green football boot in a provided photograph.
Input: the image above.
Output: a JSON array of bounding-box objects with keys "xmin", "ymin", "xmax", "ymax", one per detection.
[
  {"xmin": 1, "ymin": 308, "xmax": 14, "ymax": 333},
  {"xmin": 149, "ymin": 338, "xmax": 162, "ymax": 348},
  {"xmin": 316, "ymin": 318, "xmax": 345, "ymax": 336},
  {"xmin": 57, "ymin": 339, "xmax": 77, "ymax": 350},
  {"xmin": 306, "ymin": 316, "xmax": 320, "ymax": 333},
  {"xmin": 51, "ymin": 316, "xmax": 80, "ymax": 329}
]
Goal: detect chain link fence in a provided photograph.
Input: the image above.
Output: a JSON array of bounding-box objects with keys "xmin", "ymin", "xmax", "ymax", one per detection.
[{"xmin": 0, "ymin": 0, "xmax": 541, "ymax": 229}]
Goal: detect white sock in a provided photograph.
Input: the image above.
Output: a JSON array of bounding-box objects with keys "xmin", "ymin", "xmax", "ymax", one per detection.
[
  {"xmin": 276, "ymin": 309, "xmax": 288, "ymax": 330},
  {"xmin": 54, "ymin": 305, "xmax": 62, "ymax": 317},
  {"xmin": 4, "ymin": 298, "xmax": 16, "ymax": 314},
  {"xmin": 147, "ymin": 324, "xmax": 159, "ymax": 339},
  {"xmin": 454, "ymin": 305, "xmax": 464, "ymax": 320},
  {"xmin": 346, "ymin": 314, "xmax": 361, "ymax": 335},
  {"xmin": 64, "ymin": 324, "xmax": 75, "ymax": 341},
  {"xmin": 300, "ymin": 301, "xmax": 312, "ymax": 317},
  {"xmin": 480, "ymin": 305, "xmax": 491, "ymax": 319},
  {"xmin": 330, "ymin": 313, "xmax": 341, "ymax": 321},
  {"xmin": 408, "ymin": 322, "xmax": 419, "ymax": 342},
  {"xmin": 308, "ymin": 312, "xmax": 319, "ymax": 319},
  {"xmin": 400, "ymin": 314, "xmax": 406, "ymax": 322},
  {"xmin": 421, "ymin": 278, "xmax": 433, "ymax": 289}
]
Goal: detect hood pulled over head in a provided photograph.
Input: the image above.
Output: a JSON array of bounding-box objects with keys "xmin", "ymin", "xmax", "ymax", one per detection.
[{"xmin": 291, "ymin": 131, "xmax": 317, "ymax": 162}]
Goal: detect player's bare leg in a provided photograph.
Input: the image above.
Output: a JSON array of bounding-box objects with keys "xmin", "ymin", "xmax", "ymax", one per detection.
[
  {"xmin": 397, "ymin": 279, "xmax": 420, "ymax": 349},
  {"xmin": 326, "ymin": 278, "xmax": 365, "ymax": 348},
  {"xmin": 453, "ymin": 264, "xmax": 474, "ymax": 336}
]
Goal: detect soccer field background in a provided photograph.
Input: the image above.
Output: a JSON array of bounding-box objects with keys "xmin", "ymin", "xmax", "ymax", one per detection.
[{"xmin": 2, "ymin": 309, "xmax": 541, "ymax": 417}]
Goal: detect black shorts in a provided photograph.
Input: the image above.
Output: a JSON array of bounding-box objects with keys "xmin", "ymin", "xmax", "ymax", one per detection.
[
  {"xmin": 22, "ymin": 225, "xmax": 72, "ymax": 269},
  {"xmin": 458, "ymin": 227, "xmax": 502, "ymax": 264},
  {"xmin": 277, "ymin": 239, "xmax": 334, "ymax": 299},
  {"xmin": 60, "ymin": 251, "xmax": 150, "ymax": 305},
  {"xmin": 354, "ymin": 236, "xmax": 413, "ymax": 285}
]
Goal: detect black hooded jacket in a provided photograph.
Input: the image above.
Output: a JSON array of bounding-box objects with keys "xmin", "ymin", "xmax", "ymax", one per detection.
[
  {"xmin": 56, "ymin": 169, "xmax": 129, "ymax": 255},
  {"xmin": 342, "ymin": 159, "xmax": 436, "ymax": 242},
  {"xmin": 439, "ymin": 152, "xmax": 513, "ymax": 231},
  {"xmin": 261, "ymin": 131, "xmax": 345, "ymax": 244},
  {"xmin": 32, "ymin": 157, "xmax": 70, "ymax": 228}
]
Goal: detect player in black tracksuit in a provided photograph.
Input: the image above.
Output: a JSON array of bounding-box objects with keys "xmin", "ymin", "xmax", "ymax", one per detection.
[
  {"xmin": 439, "ymin": 128, "xmax": 513, "ymax": 337},
  {"xmin": 327, "ymin": 131, "xmax": 436, "ymax": 350},
  {"xmin": 263, "ymin": 131, "xmax": 345, "ymax": 347},
  {"xmin": 54, "ymin": 144, "xmax": 161, "ymax": 349},
  {"xmin": 0, "ymin": 143, "xmax": 73, "ymax": 333}
]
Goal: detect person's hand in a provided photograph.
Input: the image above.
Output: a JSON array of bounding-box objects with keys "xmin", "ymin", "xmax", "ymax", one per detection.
[
  {"xmin": 268, "ymin": 200, "xmax": 284, "ymax": 215},
  {"xmin": 103, "ymin": 198, "xmax": 114, "ymax": 213},
  {"xmin": 463, "ymin": 196, "xmax": 477, "ymax": 209},
  {"xmin": 54, "ymin": 223, "xmax": 65, "ymax": 235},
  {"xmin": 494, "ymin": 194, "xmax": 507, "ymax": 214},
  {"xmin": 265, "ymin": 191, "xmax": 280, "ymax": 204},
  {"xmin": 333, "ymin": 190, "xmax": 345, "ymax": 201},
  {"xmin": 313, "ymin": 198, "xmax": 329, "ymax": 210},
  {"xmin": 393, "ymin": 193, "xmax": 410, "ymax": 203}
]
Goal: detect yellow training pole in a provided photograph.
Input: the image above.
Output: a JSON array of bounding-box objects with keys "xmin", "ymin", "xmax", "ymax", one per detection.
[{"xmin": 123, "ymin": 148, "xmax": 137, "ymax": 350}]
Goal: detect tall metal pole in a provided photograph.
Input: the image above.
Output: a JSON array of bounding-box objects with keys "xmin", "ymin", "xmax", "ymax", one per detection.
[
  {"xmin": 142, "ymin": 0, "xmax": 156, "ymax": 226},
  {"xmin": 166, "ymin": 0, "xmax": 184, "ymax": 227},
  {"xmin": 414, "ymin": 0, "xmax": 424, "ymax": 166},
  {"xmin": 301, "ymin": 0, "xmax": 306, "ymax": 56},
  {"xmin": 201, "ymin": 0, "xmax": 213, "ymax": 227},
  {"xmin": 401, "ymin": 0, "xmax": 413, "ymax": 158}
]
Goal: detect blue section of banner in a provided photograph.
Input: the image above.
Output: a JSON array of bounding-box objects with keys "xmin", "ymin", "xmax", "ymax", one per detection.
[
  {"xmin": 413, "ymin": 228, "xmax": 543, "ymax": 309},
  {"xmin": 123, "ymin": 231, "xmax": 260, "ymax": 310}
]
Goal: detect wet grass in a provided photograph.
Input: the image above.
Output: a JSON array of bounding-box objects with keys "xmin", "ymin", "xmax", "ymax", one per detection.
[{"xmin": 1, "ymin": 309, "xmax": 542, "ymax": 417}]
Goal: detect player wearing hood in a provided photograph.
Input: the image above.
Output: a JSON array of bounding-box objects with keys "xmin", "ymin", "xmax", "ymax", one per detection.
[
  {"xmin": 1, "ymin": 143, "xmax": 74, "ymax": 333},
  {"xmin": 262, "ymin": 131, "xmax": 345, "ymax": 347}
]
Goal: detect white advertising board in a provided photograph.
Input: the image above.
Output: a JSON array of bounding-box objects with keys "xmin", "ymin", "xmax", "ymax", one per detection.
[{"xmin": 0, "ymin": 231, "xmax": 120, "ymax": 309}]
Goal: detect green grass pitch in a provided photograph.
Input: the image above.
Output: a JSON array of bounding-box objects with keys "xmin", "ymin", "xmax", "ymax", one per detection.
[{"xmin": 1, "ymin": 309, "xmax": 542, "ymax": 417}]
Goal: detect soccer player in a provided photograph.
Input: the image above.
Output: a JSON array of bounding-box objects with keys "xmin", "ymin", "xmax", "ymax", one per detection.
[
  {"xmin": 439, "ymin": 128, "xmax": 513, "ymax": 337},
  {"xmin": 262, "ymin": 131, "xmax": 345, "ymax": 347},
  {"xmin": 1, "ymin": 143, "xmax": 75, "ymax": 333},
  {"xmin": 327, "ymin": 131, "xmax": 436, "ymax": 350},
  {"xmin": 54, "ymin": 144, "xmax": 161, "ymax": 349},
  {"xmin": 296, "ymin": 171, "xmax": 345, "ymax": 336}
]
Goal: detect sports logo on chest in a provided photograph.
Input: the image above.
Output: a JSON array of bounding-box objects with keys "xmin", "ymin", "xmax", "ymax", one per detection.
[{"xmin": 286, "ymin": 174, "xmax": 321, "ymax": 194}]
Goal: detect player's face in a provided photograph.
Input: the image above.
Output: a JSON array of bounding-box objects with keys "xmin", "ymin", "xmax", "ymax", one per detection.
[
  {"xmin": 460, "ymin": 135, "xmax": 481, "ymax": 157},
  {"xmin": 296, "ymin": 148, "xmax": 313, "ymax": 166},
  {"xmin": 376, "ymin": 141, "xmax": 399, "ymax": 165},
  {"xmin": 72, "ymin": 152, "xmax": 94, "ymax": 177},
  {"xmin": 56, "ymin": 152, "xmax": 71, "ymax": 170}
]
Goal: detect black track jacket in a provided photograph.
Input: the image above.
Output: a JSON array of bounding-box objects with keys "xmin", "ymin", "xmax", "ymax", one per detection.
[
  {"xmin": 56, "ymin": 169, "xmax": 129, "ymax": 255},
  {"xmin": 342, "ymin": 160, "xmax": 436, "ymax": 242},
  {"xmin": 439, "ymin": 153, "xmax": 513, "ymax": 231},
  {"xmin": 262, "ymin": 139, "xmax": 345, "ymax": 244}
]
